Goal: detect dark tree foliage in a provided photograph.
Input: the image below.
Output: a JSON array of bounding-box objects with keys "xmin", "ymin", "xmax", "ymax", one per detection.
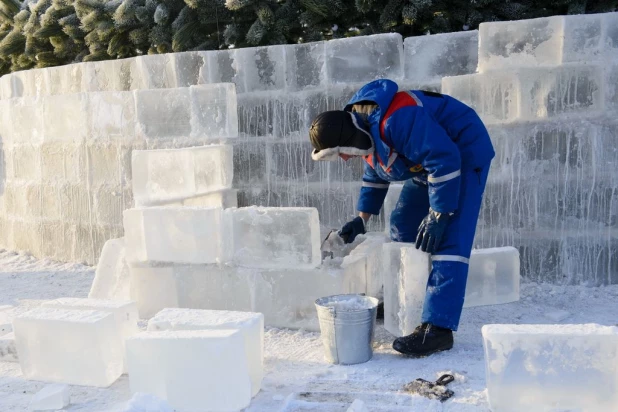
[{"xmin": 0, "ymin": 0, "xmax": 616, "ymax": 75}]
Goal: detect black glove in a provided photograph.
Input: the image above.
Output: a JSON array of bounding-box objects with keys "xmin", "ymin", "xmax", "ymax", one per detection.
[
  {"xmin": 339, "ymin": 216, "xmax": 366, "ymax": 244},
  {"xmin": 415, "ymin": 209, "xmax": 452, "ymax": 254}
]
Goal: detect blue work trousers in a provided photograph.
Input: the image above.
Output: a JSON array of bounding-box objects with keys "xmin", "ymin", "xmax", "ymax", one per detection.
[{"xmin": 389, "ymin": 163, "xmax": 490, "ymax": 331}]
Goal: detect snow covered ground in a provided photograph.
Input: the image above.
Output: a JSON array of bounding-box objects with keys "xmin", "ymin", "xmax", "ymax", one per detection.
[{"xmin": 0, "ymin": 249, "xmax": 617, "ymax": 411}]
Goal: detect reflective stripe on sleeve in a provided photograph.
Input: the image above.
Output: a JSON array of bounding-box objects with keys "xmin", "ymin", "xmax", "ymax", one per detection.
[
  {"xmin": 428, "ymin": 170, "xmax": 461, "ymax": 184},
  {"xmin": 362, "ymin": 182, "xmax": 390, "ymax": 189},
  {"xmin": 432, "ymin": 255, "xmax": 469, "ymax": 264}
]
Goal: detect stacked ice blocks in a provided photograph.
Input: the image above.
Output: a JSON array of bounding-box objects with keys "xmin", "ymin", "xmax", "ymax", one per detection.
[
  {"xmin": 482, "ymin": 324, "xmax": 618, "ymax": 411},
  {"xmin": 442, "ymin": 13, "xmax": 618, "ymax": 284}
]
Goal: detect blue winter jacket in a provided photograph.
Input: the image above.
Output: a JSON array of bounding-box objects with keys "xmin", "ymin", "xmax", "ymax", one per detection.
[{"xmin": 345, "ymin": 79, "xmax": 495, "ymax": 215}]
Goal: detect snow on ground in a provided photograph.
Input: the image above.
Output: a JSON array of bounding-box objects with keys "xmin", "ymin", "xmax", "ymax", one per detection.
[{"xmin": 0, "ymin": 249, "xmax": 617, "ymax": 411}]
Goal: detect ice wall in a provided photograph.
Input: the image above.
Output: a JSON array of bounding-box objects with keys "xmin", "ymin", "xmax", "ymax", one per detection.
[
  {"xmin": 2, "ymin": 12, "xmax": 617, "ymax": 284},
  {"xmin": 0, "ymin": 31, "xmax": 477, "ymax": 265},
  {"xmin": 443, "ymin": 12, "xmax": 618, "ymax": 284}
]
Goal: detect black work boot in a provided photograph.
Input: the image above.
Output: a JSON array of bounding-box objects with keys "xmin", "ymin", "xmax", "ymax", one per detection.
[{"xmin": 392, "ymin": 323, "xmax": 454, "ymax": 357}]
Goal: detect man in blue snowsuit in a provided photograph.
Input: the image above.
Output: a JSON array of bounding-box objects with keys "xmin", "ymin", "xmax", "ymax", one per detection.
[{"xmin": 309, "ymin": 79, "xmax": 495, "ymax": 357}]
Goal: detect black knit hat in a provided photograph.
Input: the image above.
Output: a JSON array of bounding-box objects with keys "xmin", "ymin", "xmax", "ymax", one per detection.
[{"xmin": 309, "ymin": 111, "xmax": 374, "ymax": 161}]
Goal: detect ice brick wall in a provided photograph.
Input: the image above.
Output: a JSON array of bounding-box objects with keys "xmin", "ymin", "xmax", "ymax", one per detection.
[
  {"xmin": 7, "ymin": 14, "xmax": 616, "ymax": 286},
  {"xmin": 0, "ymin": 31, "xmax": 478, "ymax": 264},
  {"xmin": 444, "ymin": 12, "xmax": 618, "ymax": 285}
]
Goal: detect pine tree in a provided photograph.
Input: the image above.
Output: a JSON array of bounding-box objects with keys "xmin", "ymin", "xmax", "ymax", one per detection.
[{"xmin": 0, "ymin": 0, "xmax": 616, "ymax": 75}]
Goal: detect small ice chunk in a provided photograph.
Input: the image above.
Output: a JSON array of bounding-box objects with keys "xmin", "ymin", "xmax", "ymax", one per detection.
[
  {"xmin": 230, "ymin": 207, "xmax": 321, "ymax": 269},
  {"xmin": 347, "ymin": 399, "xmax": 369, "ymax": 412},
  {"xmin": 382, "ymin": 243, "xmax": 430, "ymax": 337},
  {"xmin": 544, "ymin": 309, "xmax": 571, "ymax": 322},
  {"xmin": 124, "ymin": 206, "xmax": 230, "ymax": 264},
  {"xmin": 89, "ymin": 238, "xmax": 130, "ymax": 301},
  {"xmin": 29, "ymin": 384, "xmax": 70, "ymax": 411},
  {"xmin": 482, "ymin": 324, "xmax": 618, "ymax": 411},
  {"xmin": 14, "ymin": 308, "xmax": 123, "ymax": 387},
  {"xmin": 383, "ymin": 184, "xmax": 404, "ymax": 234},
  {"xmin": 126, "ymin": 329, "xmax": 252, "ymax": 411},
  {"xmin": 0, "ymin": 332, "xmax": 17, "ymax": 362},
  {"xmin": 464, "ymin": 247, "xmax": 520, "ymax": 308},
  {"xmin": 147, "ymin": 308, "xmax": 264, "ymax": 397},
  {"xmin": 349, "ymin": 233, "xmax": 389, "ymax": 299},
  {"xmin": 121, "ymin": 393, "xmax": 173, "ymax": 412}
]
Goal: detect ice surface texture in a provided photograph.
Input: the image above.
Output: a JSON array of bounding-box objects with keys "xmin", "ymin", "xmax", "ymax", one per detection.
[
  {"xmin": 482, "ymin": 324, "xmax": 618, "ymax": 411},
  {"xmin": 126, "ymin": 329, "xmax": 252, "ymax": 412},
  {"xmin": 147, "ymin": 308, "xmax": 264, "ymax": 397},
  {"xmin": 13, "ymin": 308, "xmax": 123, "ymax": 387},
  {"xmin": 132, "ymin": 145, "xmax": 233, "ymax": 207},
  {"xmin": 478, "ymin": 13, "xmax": 618, "ymax": 72},
  {"xmin": 89, "ymin": 238, "xmax": 130, "ymax": 301},
  {"xmin": 29, "ymin": 384, "xmax": 70, "ymax": 411},
  {"xmin": 128, "ymin": 254, "xmax": 367, "ymax": 329},
  {"xmin": 382, "ymin": 243, "xmax": 431, "ymax": 337}
]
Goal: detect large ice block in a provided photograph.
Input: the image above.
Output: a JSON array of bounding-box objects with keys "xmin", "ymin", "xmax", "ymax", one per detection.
[
  {"xmin": 238, "ymin": 46, "xmax": 286, "ymax": 92},
  {"xmin": 132, "ymin": 145, "xmax": 233, "ymax": 207},
  {"xmin": 285, "ymin": 41, "xmax": 326, "ymax": 91},
  {"xmin": 190, "ymin": 84, "xmax": 238, "ymax": 139},
  {"xmin": 87, "ymin": 91, "xmax": 135, "ymax": 140},
  {"xmin": 478, "ymin": 13, "xmax": 618, "ymax": 72},
  {"xmin": 128, "ymin": 255, "xmax": 366, "ymax": 330},
  {"xmin": 482, "ymin": 324, "xmax": 618, "ymax": 411},
  {"xmin": 230, "ymin": 207, "xmax": 321, "ymax": 269},
  {"xmin": 42, "ymin": 298, "xmax": 138, "ymax": 340},
  {"xmin": 81, "ymin": 59, "xmax": 132, "ymax": 92},
  {"xmin": 45, "ymin": 64, "xmax": 82, "ymax": 95},
  {"xmin": 126, "ymin": 329, "xmax": 252, "ymax": 412},
  {"xmin": 89, "ymin": 238, "xmax": 130, "ymax": 301},
  {"xmin": 382, "ymin": 243, "xmax": 430, "ymax": 337},
  {"xmin": 13, "ymin": 308, "xmax": 123, "ymax": 387},
  {"xmin": 443, "ymin": 64, "xmax": 604, "ymax": 124},
  {"xmin": 325, "ymin": 34, "xmax": 403, "ymax": 84},
  {"xmin": 123, "ymin": 206, "xmax": 230, "ymax": 264},
  {"xmin": 134, "ymin": 88, "xmax": 191, "ymax": 139},
  {"xmin": 12, "ymin": 97, "xmax": 44, "ymax": 144},
  {"xmin": 43, "ymin": 93, "xmax": 88, "ymax": 141},
  {"xmin": 147, "ymin": 308, "xmax": 263, "ymax": 397},
  {"xmin": 403, "ymin": 31, "xmax": 478, "ymax": 86},
  {"xmin": 129, "ymin": 264, "xmax": 179, "ymax": 318},
  {"xmin": 41, "ymin": 298, "xmax": 138, "ymax": 373},
  {"xmin": 464, "ymin": 247, "xmax": 520, "ymax": 308}
]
